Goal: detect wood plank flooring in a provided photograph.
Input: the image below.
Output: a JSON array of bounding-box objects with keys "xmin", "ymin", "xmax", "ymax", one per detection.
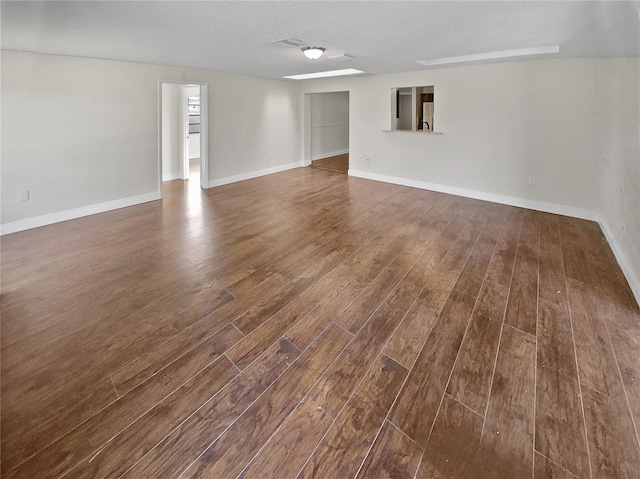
[
  {"xmin": 310, "ymin": 153, "xmax": 349, "ymax": 173},
  {"xmin": 2, "ymin": 166, "xmax": 639, "ymax": 478}
]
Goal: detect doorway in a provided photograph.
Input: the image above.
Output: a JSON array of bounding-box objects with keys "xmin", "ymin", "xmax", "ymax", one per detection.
[
  {"xmin": 186, "ymin": 85, "xmax": 201, "ymax": 183},
  {"xmin": 304, "ymin": 91, "xmax": 350, "ymax": 174},
  {"xmin": 159, "ymin": 81, "xmax": 209, "ymax": 193}
]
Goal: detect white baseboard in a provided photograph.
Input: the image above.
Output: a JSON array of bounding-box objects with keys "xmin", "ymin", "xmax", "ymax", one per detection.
[
  {"xmin": 348, "ymin": 169, "xmax": 598, "ymax": 221},
  {"xmin": 310, "ymin": 149, "xmax": 349, "ymax": 161},
  {"xmin": 208, "ymin": 161, "xmax": 306, "ymax": 188},
  {"xmin": 0, "ymin": 191, "xmax": 161, "ymax": 235},
  {"xmin": 597, "ymin": 216, "xmax": 640, "ymax": 308}
]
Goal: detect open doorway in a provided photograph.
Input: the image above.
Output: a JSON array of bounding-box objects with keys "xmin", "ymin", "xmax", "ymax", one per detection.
[
  {"xmin": 304, "ymin": 91, "xmax": 350, "ymax": 174},
  {"xmin": 159, "ymin": 81, "xmax": 209, "ymax": 193},
  {"xmin": 185, "ymin": 85, "xmax": 201, "ymax": 182}
]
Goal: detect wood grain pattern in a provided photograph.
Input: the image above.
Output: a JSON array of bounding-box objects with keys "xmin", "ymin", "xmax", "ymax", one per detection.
[
  {"xmin": 2, "ymin": 168, "xmax": 637, "ymax": 479},
  {"xmin": 389, "ymin": 289, "xmax": 476, "ymax": 446},
  {"xmin": 63, "ymin": 355, "xmax": 239, "ymax": 479},
  {"xmin": 310, "ymin": 153, "xmax": 349, "ymax": 173},
  {"xmin": 558, "ymin": 218, "xmax": 593, "ymax": 284},
  {"xmin": 504, "ymin": 209, "xmax": 539, "ymax": 335},
  {"xmin": 232, "ymin": 281, "xmax": 304, "ymax": 335},
  {"xmin": 383, "ymin": 285, "xmax": 450, "ymax": 369},
  {"xmin": 226, "ymin": 236, "xmax": 404, "ymax": 370},
  {"xmin": 120, "ymin": 338, "xmax": 301, "ymax": 479},
  {"xmin": 10, "ymin": 323, "xmax": 244, "ymax": 479},
  {"xmin": 282, "ymin": 305, "xmax": 332, "ymax": 351},
  {"xmin": 534, "ymin": 453, "xmax": 582, "ymax": 479},
  {"xmin": 180, "ymin": 324, "xmax": 351, "ymax": 479},
  {"xmin": 453, "ymin": 229, "xmax": 499, "ymax": 298},
  {"xmin": 584, "ymin": 269, "xmax": 640, "ymax": 444},
  {"xmin": 2, "ymin": 284, "xmax": 236, "ymax": 470},
  {"xmin": 402, "ymin": 211, "xmax": 467, "ymax": 285},
  {"xmin": 1, "ymin": 376, "xmax": 117, "ymax": 475},
  {"xmin": 309, "ymin": 280, "xmax": 421, "ymax": 417},
  {"xmin": 355, "ymin": 420, "xmax": 422, "ymax": 479},
  {"xmin": 237, "ymin": 397, "xmax": 333, "ymax": 479},
  {"xmin": 567, "ymin": 278, "xmax": 619, "ymax": 396},
  {"xmin": 334, "ymin": 246, "xmax": 421, "ymax": 334},
  {"xmin": 111, "ymin": 312, "xmax": 247, "ymax": 395},
  {"xmin": 582, "ymin": 385, "xmax": 640, "ymax": 479},
  {"xmin": 536, "ymin": 299, "xmax": 590, "ymax": 478},
  {"xmin": 416, "ymin": 394, "xmax": 484, "ymax": 479},
  {"xmin": 447, "ymin": 280, "xmax": 509, "ymax": 415},
  {"xmin": 484, "ymin": 208, "xmax": 523, "ymax": 286},
  {"xmin": 480, "ymin": 324, "xmax": 536, "ymax": 479},
  {"xmin": 538, "ymin": 214, "xmax": 567, "ymax": 304},
  {"xmin": 296, "ymin": 355, "xmax": 408, "ymax": 479}
]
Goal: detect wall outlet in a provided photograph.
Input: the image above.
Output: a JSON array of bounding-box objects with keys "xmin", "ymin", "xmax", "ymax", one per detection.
[
  {"xmin": 528, "ymin": 176, "xmax": 536, "ymax": 186},
  {"xmin": 269, "ymin": 152, "xmax": 273, "ymax": 160},
  {"xmin": 20, "ymin": 190, "xmax": 30, "ymax": 201},
  {"xmin": 365, "ymin": 155, "xmax": 370, "ymax": 162}
]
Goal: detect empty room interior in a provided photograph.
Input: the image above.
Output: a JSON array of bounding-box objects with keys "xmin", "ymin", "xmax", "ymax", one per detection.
[{"xmin": 2, "ymin": 1, "xmax": 640, "ymax": 478}]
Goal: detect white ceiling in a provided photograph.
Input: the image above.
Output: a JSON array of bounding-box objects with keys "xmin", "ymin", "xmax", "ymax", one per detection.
[{"xmin": 2, "ymin": 1, "xmax": 639, "ymax": 79}]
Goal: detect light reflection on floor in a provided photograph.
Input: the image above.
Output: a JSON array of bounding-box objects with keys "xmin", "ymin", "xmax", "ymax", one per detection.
[{"xmin": 186, "ymin": 157, "xmax": 203, "ymax": 214}]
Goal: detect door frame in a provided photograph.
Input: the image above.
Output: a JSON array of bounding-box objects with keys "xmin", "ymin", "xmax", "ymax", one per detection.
[
  {"xmin": 303, "ymin": 90, "xmax": 350, "ymax": 169},
  {"xmin": 181, "ymin": 86, "xmax": 190, "ymax": 180},
  {"xmin": 158, "ymin": 80, "xmax": 209, "ymax": 196}
]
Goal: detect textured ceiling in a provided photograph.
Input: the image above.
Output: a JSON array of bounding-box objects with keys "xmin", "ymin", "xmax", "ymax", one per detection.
[{"xmin": 2, "ymin": 1, "xmax": 639, "ymax": 79}]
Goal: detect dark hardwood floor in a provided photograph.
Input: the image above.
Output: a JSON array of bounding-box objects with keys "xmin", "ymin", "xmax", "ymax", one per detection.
[
  {"xmin": 1, "ymin": 166, "xmax": 639, "ymax": 478},
  {"xmin": 310, "ymin": 153, "xmax": 349, "ymax": 173}
]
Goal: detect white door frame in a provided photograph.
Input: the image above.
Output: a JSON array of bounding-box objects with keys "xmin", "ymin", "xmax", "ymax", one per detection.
[
  {"xmin": 158, "ymin": 80, "xmax": 209, "ymax": 196},
  {"xmin": 302, "ymin": 90, "xmax": 350, "ymax": 168},
  {"xmin": 199, "ymin": 84, "xmax": 209, "ymax": 190},
  {"xmin": 303, "ymin": 93, "xmax": 312, "ymax": 166},
  {"xmin": 181, "ymin": 86, "xmax": 190, "ymax": 180}
]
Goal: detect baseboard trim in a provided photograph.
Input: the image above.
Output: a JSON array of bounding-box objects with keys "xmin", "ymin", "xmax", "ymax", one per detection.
[
  {"xmin": 310, "ymin": 149, "xmax": 349, "ymax": 162},
  {"xmin": 348, "ymin": 169, "xmax": 598, "ymax": 221},
  {"xmin": 0, "ymin": 191, "xmax": 161, "ymax": 235},
  {"xmin": 208, "ymin": 161, "xmax": 306, "ymax": 188},
  {"xmin": 597, "ymin": 216, "xmax": 640, "ymax": 308}
]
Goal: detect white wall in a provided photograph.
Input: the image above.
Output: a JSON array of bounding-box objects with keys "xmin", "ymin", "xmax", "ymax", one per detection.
[
  {"xmin": 596, "ymin": 58, "xmax": 640, "ymax": 302},
  {"xmin": 162, "ymin": 83, "xmax": 183, "ymax": 180},
  {"xmin": 189, "ymin": 133, "xmax": 201, "ymax": 160},
  {"xmin": 2, "ymin": 52, "xmax": 161, "ymax": 225},
  {"xmin": 1, "ymin": 51, "xmax": 303, "ymax": 228},
  {"xmin": 310, "ymin": 91, "xmax": 349, "ymax": 160},
  {"xmin": 300, "ymin": 59, "xmax": 599, "ymax": 214}
]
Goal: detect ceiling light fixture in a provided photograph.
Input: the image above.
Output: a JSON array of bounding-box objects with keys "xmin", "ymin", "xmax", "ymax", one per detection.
[
  {"xmin": 416, "ymin": 46, "xmax": 560, "ymax": 67},
  {"xmin": 302, "ymin": 46, "xmax": 326, "ymax": 60},
  {"xmin": 284, "ymin": 68, "xmax": 365, "ymax": 80}
]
